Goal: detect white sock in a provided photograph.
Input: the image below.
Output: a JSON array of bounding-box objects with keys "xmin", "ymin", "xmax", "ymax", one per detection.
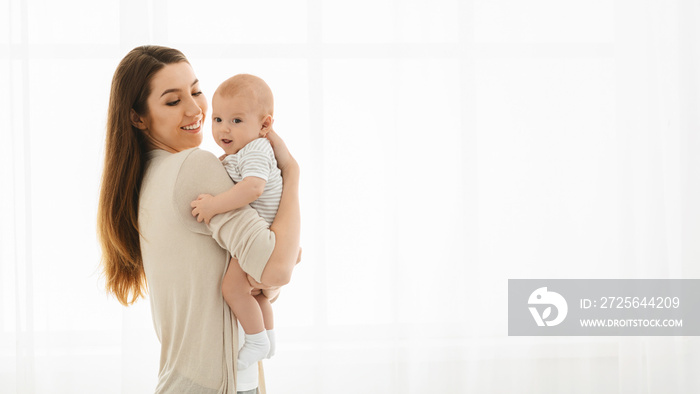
[
  {"xmin": 238, "ymin": 330, "xmax": 270, "ymax": 370},
  {"xmin": 266, "ymin": 329, "xmax": 276, "ymax": 359}
]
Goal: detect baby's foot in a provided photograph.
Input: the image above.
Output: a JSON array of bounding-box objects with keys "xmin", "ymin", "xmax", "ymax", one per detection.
[
  {"xmin": 238, "ymin": 331, "xmax": 271, "ymax": 370},
  {"xmin": 266, "ymin": 329, "xmax": 276, "ymax": 359}
]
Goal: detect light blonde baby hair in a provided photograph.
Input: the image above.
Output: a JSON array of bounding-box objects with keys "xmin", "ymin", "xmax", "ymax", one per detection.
[{"xmin": 214, "ymin": 73, "xmax": 274, "ymax": 118}]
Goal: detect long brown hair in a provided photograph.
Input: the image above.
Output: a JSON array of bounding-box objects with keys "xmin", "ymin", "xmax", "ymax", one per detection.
[{"xmin": 98, "ymin": 45, "xmax": 188, "ymax": 306}]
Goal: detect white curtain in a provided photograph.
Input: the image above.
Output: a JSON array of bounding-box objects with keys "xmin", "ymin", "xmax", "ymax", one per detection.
[{"xmin": 2, "ymin": 0, "xmax": 700, "ymax": 392}]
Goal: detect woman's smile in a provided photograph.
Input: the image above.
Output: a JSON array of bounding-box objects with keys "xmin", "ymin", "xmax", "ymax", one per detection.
[{"xmin": 181, "ymin": 119, "xmax": 202, "ymax": 133}]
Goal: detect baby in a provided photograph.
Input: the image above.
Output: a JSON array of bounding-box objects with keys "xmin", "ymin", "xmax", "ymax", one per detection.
[{"xmin": 191, "ymin": 74, "xmax": 282, "ymax": 370}]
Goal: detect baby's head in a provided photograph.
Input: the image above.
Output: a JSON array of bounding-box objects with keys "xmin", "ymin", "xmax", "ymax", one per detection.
[{"xmin": 212, "ymin": 74, "xmax": 274, "ymax": 155}]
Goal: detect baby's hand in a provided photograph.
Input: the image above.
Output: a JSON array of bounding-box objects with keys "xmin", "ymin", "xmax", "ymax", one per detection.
[{"xmin": 190, "ymin": 194, "xmax": 217, "ymax": 225}]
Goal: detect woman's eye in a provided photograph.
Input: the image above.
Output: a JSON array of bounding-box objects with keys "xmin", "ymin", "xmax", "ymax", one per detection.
[
  {"xmin": 166, "ymin": 100, "xmax": 180, "ymax": 106},
  {"xmin": 192, "ymin": 91, "xmax": 203, "ymax": 97}
]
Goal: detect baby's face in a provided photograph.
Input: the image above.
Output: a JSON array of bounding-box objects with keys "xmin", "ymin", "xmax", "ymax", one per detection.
[{"xmin": 211, "ymin": 93, "xmax": 265, "ymax": 155}]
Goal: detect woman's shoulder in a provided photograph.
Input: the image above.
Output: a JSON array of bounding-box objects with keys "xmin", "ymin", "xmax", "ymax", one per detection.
[
  {"xmin": 178, "ymin": 147, "xmax": 220, "ymax": 168},
  {"xmin": 172, "ymin": 148, "xmax": 234, "ymax": 235},
  {"xmin": 148, "ymin": 147, "xmax": 220, "ymax": 171},
  {"xmin": 174, "ymin": 147, "xmax": 232, "ymax": 189}
]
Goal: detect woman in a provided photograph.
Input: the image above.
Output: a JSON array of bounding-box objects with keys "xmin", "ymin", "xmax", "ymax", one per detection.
[{"xmin": 98, "ymin": 45, "xmax": 300, "ymax": 394}]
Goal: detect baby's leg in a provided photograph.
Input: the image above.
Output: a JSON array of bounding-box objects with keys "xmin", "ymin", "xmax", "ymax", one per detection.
[
  {"xmin": 222, "ymin": 258, "xmax": 265, "ymax": 333},
  {"xmin": 222, "ymin": 257, "xmax": 270, "ymax": 370},
  {"xmin": 254, "ymin": 293, "xmax": 276, "ymax": 358},
  {"xmin": 254, "ymin": 293, "xmax": 274, "ymax": 330}
]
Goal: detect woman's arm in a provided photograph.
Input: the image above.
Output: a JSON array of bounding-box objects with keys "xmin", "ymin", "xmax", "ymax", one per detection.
[{"xmin": 258, "ymin": 130, "xmax": 301, "ymax": 287}]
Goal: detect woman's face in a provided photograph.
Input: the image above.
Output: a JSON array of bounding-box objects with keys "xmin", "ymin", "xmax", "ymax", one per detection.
[{"xmin": 140, "ymin": 61, "xmax": 207, "ymax": 152}]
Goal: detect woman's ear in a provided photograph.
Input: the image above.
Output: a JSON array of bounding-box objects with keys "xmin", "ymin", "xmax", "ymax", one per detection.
[
  {"xmin": 130, "ymin": 108, "xmax": 148, "ymax": 130},
  {"xmin": 259, "ymin": 115, "xmax": 273, "ymax": 137}
]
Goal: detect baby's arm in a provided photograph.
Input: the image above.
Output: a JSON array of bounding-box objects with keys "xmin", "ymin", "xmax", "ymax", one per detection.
[{"xmin": 191, "ymin": 176, "xmax": 267, "ymax": 225}]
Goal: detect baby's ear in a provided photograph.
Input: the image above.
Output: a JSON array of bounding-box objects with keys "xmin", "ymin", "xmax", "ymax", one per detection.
[{"xmin": 259, "ymin": 115, "xmax": 273, "ymax": 137}]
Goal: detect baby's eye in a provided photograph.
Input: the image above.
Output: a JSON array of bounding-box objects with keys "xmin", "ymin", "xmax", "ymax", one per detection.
[
  {"xmin": 213, "ymin": 117, "xmax": 222, "ymax": 122},
  {"xmin": 233, "ymin": 118, "xmax": 242, "ymax": 124}
]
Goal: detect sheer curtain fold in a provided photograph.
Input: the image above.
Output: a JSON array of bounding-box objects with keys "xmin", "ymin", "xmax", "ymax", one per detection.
[{"xmin": 2, "ymin": 1, "xmax": 700, "ymax": 393}]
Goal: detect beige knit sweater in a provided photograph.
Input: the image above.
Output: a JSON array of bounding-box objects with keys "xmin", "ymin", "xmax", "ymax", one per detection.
[{"xmin": 139, "ymin": 147, "xmax": 277, "ymax": 393}]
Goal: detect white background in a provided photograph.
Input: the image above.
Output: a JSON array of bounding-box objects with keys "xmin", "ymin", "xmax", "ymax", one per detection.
[{"xmin": 2, "ymin": 0, "xmax": 700, "ymax": 393}]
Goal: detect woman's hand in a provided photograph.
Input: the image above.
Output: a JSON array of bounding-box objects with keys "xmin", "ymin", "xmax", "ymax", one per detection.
[
  {"xmin": 248, "ymin": 274, "xmax": 280, "ymax": 301},
  {"xmin": 247, "ymin": 274, "xmax": 279, "ymax": 291},
  {"xmin": 265, "ymin": 129, "xmax": 298, "ymax": 173}
]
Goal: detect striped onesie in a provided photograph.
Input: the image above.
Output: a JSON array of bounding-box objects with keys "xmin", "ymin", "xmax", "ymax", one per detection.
[{"xmin": 222, "ymin": 138, "xmax": 282, "ymax": 225}]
